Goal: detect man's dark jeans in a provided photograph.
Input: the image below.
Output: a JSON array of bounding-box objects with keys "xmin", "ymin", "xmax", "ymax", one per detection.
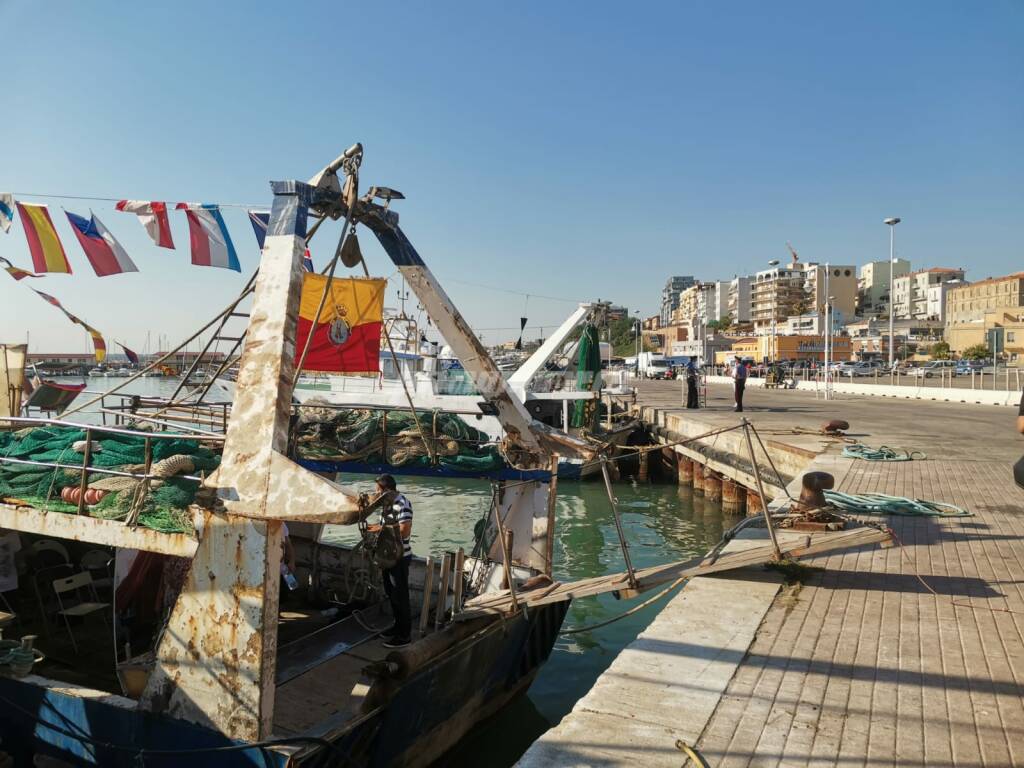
[{"xmin": 383, "ymin": 555, "xmax": 412, "ymax": 638}]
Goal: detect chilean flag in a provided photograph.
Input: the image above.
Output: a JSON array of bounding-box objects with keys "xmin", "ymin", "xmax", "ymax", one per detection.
[
  {"xmin": 65, "ymin": 210, "xmax": 139, "ymax": 277},
  {"xmin": 248, "ymin": 210, "xmax": 313, "ymax": 271},
  {"xmin": 176, "ymin": 203, "xmax": 240, "ymax": 271}
]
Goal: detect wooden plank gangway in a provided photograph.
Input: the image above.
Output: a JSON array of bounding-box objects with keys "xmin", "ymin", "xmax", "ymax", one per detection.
[{"xmin": 463, "ymin": 524, "xmax": 893, "ymax": 616}]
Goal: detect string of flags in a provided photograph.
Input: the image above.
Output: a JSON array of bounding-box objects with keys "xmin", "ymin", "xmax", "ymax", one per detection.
[
  {"xmin": 1, "ymin": 190, "xmax": 316, "ymax": 363},
  {"xmin": 0, "ymin": 192, "xmax": 315, "ymax": 277}
]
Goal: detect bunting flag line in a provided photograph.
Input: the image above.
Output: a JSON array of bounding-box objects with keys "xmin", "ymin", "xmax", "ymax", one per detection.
[
  {"xmin": 117, "ymin": 342, "xmax": 140, "ymax": 366},
  {"xmin": 30, "ymin": 288, "xmax": 106, "ymax": 363},
  {"xmin": 17, "ymin": 202, "xmax": 72, "ymax": 273},
  {"xmin": 295, "ymin": 274, "xmax": 385, "ymax": 373},
  {"xmin": 248, "ymin": 210, "xmax": 313, "ymax": 271},
  {"xmin": 66, "ymin": 210, "xmax": 139, "ymax": 277},
  {"xmin": 0, "ymin": 194, "xmax": 13, "ymax": 233},
  {"xmin": 0, "ymin": 256, "xmax": 40, "ymax": 281},
  {"xmin": 115, "ymin": 200, "xmax": 174, "ymax": 249},
  {"xmin": 176, "ymin": 203, "xmax": 240, "ymax": 271}
]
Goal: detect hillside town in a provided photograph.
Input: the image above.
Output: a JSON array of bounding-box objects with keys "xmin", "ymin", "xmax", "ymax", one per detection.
[{"xmin": 640, "ymin": 246, "xmax": 1022, "ymax": 370}]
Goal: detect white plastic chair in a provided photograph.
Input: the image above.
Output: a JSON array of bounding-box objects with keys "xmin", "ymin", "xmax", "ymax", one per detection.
[
  {"xmin": 80, "ymin": 549, "xmax": 114, "ymax": 591},
  {"xmin": 52, "ymin": 571, "xmax": 109, "ymax": 652}
]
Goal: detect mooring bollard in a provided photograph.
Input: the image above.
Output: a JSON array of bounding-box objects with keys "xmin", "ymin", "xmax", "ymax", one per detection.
[
  {"xmin": 677, "ymin": 455, "xmax": 693, "ymax": 486},
  {"xmin": 705, "ymin": 471, "xmax": 723, "ymax": 503},
  {"xmin": 692, "ymin": 461, "xmax": 705, "ymax": 495}
]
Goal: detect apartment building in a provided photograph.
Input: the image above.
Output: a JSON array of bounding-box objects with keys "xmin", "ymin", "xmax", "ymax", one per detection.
[
  {"xmin": 751, "ymin": 264, "xmax": 808, "ymax": 335},
  {"xmin": 804, "ymin": 264, "xmax": 857, "ymax": 321},
  {"xmin": 892, "ymin": 267, "xmax": 966, "ymax": 321},
  {"xmin": 858, "ymin": 258, "xmax": 910, "ymax": 316},
  {"xmin": 945, "ymin": 273, "xmax": 1024, "ymax": 357},
  {"xmin": 660, "ymin": 275, "xmax": 696, "ymax": 326},
  {"xmin": 750, "ymin": 262, "xmax": 855, "ymax": 335},
  {"xmin": 728, "ymin": 276, "xmax": 752, "ymax": 324}
]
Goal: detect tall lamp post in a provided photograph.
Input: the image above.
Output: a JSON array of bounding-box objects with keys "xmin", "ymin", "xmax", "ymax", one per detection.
[
  {"xmin": 767, "ymin": 259, "xmax": 780, "ymax": 363},
  {"xmin": 884, "ymin": 217, "xmax": 901, "ymax": 369}
]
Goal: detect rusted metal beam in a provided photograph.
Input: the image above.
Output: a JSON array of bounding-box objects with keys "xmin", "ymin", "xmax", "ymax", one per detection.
[{"xmin": 0, "ymin": 502, "xmax": 197, "ymax": 557}]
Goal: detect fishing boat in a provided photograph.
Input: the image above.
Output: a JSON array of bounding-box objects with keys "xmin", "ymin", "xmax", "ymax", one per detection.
[
  {"xmin": 0, "ymin": 146, "xmax": 893, "ymax": 768},
  {"xmin": 290, "ymin": 303, "xmax": 636, "ymax": 478},
  {"xmin": 0, "ymin": 148, "xmax": 602, "ymax": 767}
]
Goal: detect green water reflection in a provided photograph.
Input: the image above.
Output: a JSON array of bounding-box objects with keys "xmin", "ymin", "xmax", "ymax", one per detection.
[{"xmin": 326, "ymin": 474, "xmax": 737, "ymax": 767}]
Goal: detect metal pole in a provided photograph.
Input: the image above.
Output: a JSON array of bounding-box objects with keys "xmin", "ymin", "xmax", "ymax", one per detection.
[
  {"xmin": 741, "ymin": 419, "xmax": 782, "ymax": 559},
  {"xmin": 888, "ymin": 226, "xmax": 895, "ymax": 370},
  {"xmin": 600, "ymin": 457, "xmax": 636, "ymax": 588}
]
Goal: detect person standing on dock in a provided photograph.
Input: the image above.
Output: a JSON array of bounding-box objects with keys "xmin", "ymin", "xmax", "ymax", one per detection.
[
  {"xmin": 685, "ymin": 360, "xmax": 700, "ymax": 409},
  {"xmin": 373, "ymin": 474, "xmax": 414, "ymax": 648},
  {"xmin": 733, "ymin": 359, "xmax": 748, "ymax": 412}
]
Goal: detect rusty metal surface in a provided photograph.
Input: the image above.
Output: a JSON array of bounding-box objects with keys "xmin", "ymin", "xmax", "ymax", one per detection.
[
  {"xmin": 0, "ymin": 501, "xmax": 198, "ymax": 557},
  {"xmin": 143, "ymin": 184, "xmax": 348, "ymax": 741},
  {"xmin": 140, "ymin": 510, "xmax": 283, "ymax": 741}
]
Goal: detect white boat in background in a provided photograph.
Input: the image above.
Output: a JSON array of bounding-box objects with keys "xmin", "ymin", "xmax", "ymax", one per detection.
[
  {"xmin": 87, "ymin": 367, "xmax": 107, "ymax": 377},
  {"xmin": 292, "ymin": 303, "xmax": 636, "ymax": 477}
]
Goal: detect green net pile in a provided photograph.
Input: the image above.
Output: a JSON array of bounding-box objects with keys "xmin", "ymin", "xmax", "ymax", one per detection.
[
  {"xmin": 571, "ymin": 323, "xmax": 602, "ymax": 430},
  {"xmin": 0, "ymin": 426, "xmax": 220, "ymax": 533},
  {"xmin": 295, "ymin": 403, "xmax": 505, "ymax": 472}
]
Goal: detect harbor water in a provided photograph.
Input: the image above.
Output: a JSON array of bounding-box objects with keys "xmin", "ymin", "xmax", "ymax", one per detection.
[{"xmin": 53, "ymin": 376, "xmax": 731, "ymax": 766}]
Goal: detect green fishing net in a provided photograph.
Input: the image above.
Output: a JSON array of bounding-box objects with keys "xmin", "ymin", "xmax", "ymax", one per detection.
[
  {"xmin": 294, "ymin": 404, "xmax": 506, "ymax": 472},
  {"xmin": 0, "ymin": 426, "xmax": 220, "ymax": 534}
]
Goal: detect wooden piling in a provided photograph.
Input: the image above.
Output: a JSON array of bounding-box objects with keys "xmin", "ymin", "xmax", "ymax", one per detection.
[
  {"xmin": 637, "ymin": 450, "xmax": 649, "ymax": 483},
  {"xmin": 746, "ymin": 487, "xmax": 764, "ymax": 516},
  {"xmin": 677, "ymin": 455, "xmax": 693, "ymax": 486},
  {"xmin": 693, "ymin": 461, "xmax": 705, "ymax": 495},
  {"xmin": 722, "ymin": 478, "xmax": 746, "ymax": 515},
  {"xmin": 705, "ymin": 471, "xmax": 723, "ymax": 503}
]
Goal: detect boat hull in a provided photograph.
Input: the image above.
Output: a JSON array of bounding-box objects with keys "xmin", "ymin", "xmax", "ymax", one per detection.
[{"xmin": 0, "ymin": 602, "xmax": 569, "ymax": 768}]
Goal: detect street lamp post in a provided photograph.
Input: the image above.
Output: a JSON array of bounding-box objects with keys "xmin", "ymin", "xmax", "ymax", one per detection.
[
  {"xmin": 884, "ymin": 217, "xmax": 901, "ymax": 370},
  {"xmin": 767, "ymin": 259, "xmax": 780, "ymax": 363}
]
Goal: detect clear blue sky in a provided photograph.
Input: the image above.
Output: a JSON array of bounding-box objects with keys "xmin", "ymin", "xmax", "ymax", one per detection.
[{"xmin": 2, "ymin": 1, "xmax": 1021, "ymax": 352}]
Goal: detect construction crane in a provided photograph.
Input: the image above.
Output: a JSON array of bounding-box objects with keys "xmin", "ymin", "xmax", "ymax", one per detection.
[{"xmin": 786, "ymin": 241, "xmax": 800, "ymax": 264}]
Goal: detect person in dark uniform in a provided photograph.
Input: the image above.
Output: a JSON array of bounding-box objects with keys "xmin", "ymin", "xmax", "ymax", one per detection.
[
  {"xmin": 685, "ymin": 360, "xmax": 700, "ymax": 409},
  {"xmin": 733, "ymin": 359, "xmax": 748, "ymax": 412}
]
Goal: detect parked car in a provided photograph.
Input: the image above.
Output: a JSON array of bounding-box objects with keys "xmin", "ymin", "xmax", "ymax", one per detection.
[
  {"xmin": 907, "ymin": 360, "xmax": 958, "ymax": 378},
  {"xmin": 955, "ymin": 360, "xmax": 984, "ymax": 374},
  {"xmin": 832, "ymin": 361, "xmax": 874, "ymax": 377}
]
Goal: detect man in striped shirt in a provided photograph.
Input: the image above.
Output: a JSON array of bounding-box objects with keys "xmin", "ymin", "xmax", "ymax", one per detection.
[{"xmin": 373, "ymin": 474, "xmax": 413, "ymax": 648}]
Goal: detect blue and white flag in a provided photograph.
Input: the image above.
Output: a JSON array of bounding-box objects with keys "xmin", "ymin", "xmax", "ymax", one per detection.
[
  {"xmin": 248, "ymin": 209, "xmax": 313, "ymax": 271},
  {"xmin": 0, "ymin": 194, "xmax": 14, "ymax": 233}
]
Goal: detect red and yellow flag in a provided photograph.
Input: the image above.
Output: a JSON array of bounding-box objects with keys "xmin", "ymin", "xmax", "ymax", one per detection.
[
  {"xmin": 17, "ymin": 202, "xmax": 72, "ymax": 274},
  {"xmin": 295, "ymin": 274, "xmax": 385, "ymax": 373}
]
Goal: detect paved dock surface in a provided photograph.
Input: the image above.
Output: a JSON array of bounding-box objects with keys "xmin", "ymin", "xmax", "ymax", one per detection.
[{"xmin": 519, "ymin": 381, "xmax": 1024, "ymax": 767}]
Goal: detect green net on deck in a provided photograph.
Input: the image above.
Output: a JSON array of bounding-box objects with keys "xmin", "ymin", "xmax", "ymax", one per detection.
[
  {"xmin": 294, "ymin": 402, "xmax": 505, "ymax": 472},
  {"xmin": 0, "ymin": 426, "xmax": 220, "ymax": 534}
]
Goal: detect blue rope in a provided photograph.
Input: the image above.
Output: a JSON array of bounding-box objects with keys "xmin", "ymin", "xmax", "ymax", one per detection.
[
  {"xmin": 825, "ymin": 490, "xmax": 970, "ymax": 517},
  {"xmin": 842, "ymin": 443, "xmax": 926, "ymax": 462}
]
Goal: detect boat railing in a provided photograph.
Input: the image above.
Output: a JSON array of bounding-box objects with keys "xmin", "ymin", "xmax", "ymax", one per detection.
[
  {"xmin": 95, "ymin": 393, "xmax": 232, "ymax": 435},
  {"xmin": 0, "ymin": 415, "xmax": 222, "ymax": 517}
]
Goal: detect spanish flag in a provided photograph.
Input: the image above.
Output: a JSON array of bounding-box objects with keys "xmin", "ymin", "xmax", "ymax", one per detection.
[
  {"xmin": 296, "ymin": 274, "xmax": 385, "ymax": 373},
  {"xmin": 17, "ymin": 202, "xmax": 72, "ymax": 274}
]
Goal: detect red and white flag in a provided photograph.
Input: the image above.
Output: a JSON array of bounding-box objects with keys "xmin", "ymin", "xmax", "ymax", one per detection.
[{"xmin": 115, "ymin": 200, "xmax": 174, "ymax": 249}]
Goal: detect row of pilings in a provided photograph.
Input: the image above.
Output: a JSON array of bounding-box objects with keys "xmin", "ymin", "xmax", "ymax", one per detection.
[{"xmin": 645, "ymin": 445, "xmax": 765, "ymax": 517}]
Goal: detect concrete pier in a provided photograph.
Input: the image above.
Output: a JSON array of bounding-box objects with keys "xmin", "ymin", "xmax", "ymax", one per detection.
[{"xmin": 518, "ymin": 380, "xmax": 1024, "ymax": 767}]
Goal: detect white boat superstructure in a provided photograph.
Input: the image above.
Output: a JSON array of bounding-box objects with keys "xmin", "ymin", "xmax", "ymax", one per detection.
[{"xmin": 293, "ymin": 303, "xmax": 633, "ymax": 445}]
